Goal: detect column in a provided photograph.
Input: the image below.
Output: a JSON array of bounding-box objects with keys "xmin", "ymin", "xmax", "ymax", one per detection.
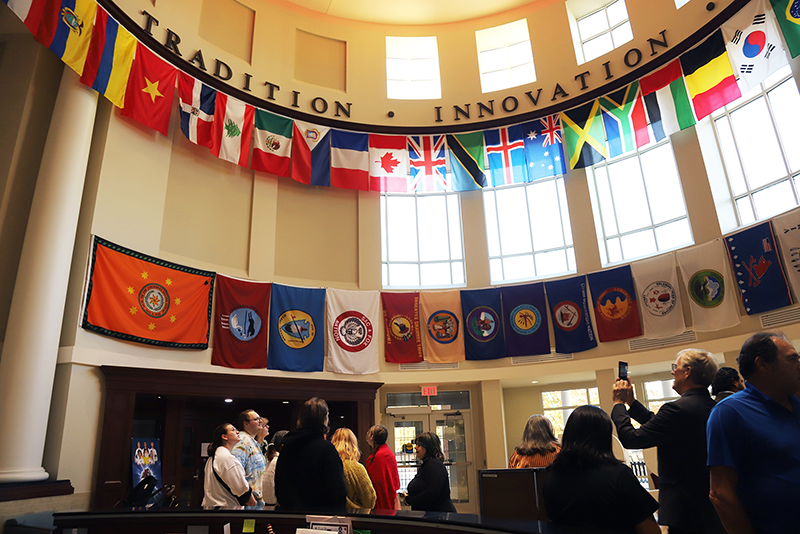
[
  {"xmin": 0, "ymin": 67, "xmax": 98, "ymax": 482},
  {"xmin": 480, "ymin": 380, "xmax": 508, "ymax": 469}
]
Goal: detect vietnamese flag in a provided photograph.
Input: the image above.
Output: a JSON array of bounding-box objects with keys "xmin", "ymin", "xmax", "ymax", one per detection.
[
  {"xmin": 120, "ymin": 42, "xmax": 177, "ymax": 136},
  {"xmin": 82, "ymin": 236, "xmax": 215, "ymax": 349},
  {"xmin": 586, "ymin": 265, "xmax": 642, "ymax": 342}
]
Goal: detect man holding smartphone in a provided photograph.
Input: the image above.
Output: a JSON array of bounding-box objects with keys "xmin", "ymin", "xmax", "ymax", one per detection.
[{"xmin": 611, "ymin": 349, "xmax": 725, "ymax": 534}]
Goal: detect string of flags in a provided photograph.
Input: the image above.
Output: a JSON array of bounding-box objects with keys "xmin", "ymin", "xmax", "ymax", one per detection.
[
  {"xmin": 81, "ymin": 205, "xmax": 800, "ymax": 374},
  {"xmin": 4, "ymin": 0, "xmax": 800, "ymax": 191}
]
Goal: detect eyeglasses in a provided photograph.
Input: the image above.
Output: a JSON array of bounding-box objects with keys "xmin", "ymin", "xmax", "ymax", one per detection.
[{"xmin": 671, "ymin": 363, "xmax": 690, "ymax": 372}]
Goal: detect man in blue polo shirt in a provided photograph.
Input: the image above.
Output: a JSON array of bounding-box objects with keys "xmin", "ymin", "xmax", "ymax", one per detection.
[{"xmin": 707, "ymin": 331, "xmax": 800, "ymax": 534}]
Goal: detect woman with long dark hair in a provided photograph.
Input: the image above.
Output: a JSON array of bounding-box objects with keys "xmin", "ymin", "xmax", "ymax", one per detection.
[
  {"xmin": 544, "ymin": 406, "xmax": 659, "ymax": 534},
  {"xmin": 202, "ymin": 423, "xmax": 256, "ymax": 507},
  {"xmin": 365, "ymin": 424, "xmax": 401, "ymax": 510},
  {"xmin": 508, "ymin": 415, "xmax": 561, "ymax": 468},
  {"xmin": 403, "ymin": 432, "xmax": 456, "ymax": 513}
]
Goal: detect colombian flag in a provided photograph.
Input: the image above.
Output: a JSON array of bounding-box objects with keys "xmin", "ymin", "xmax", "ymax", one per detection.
[
  {"xmin": 680, "ymin": 30, "xmax": 741, "ymax": 120},
  {"xmin": 79, "ymin": 6, "xmax": 135, "ymax": 108},
  {"xmin": 36, "ymin": 0, "xmax": 97, "ymax": 76},
  {"xmin": 82, "ymin": 236, "xmax": 215, "ymax": 349}
]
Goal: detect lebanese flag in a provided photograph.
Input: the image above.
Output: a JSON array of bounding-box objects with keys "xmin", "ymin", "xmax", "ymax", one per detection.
[
  {"xmin": 120, "ymin": 42, "xmax": 177, "ymax": 137},
  {"xmin": 330, "ymin": 129, "xmax": 370, "ymax": 191},
  {"xmin": 178, "ymin": 72, "xmax": 215, "ymax": 149},
  {"xmin": 369, "ymin": 134, "xmax": 409, "ymax": 192},
  {"xmin": 5, "ymin": 0, "xmax": 47, "ymax": 36},
  {"xmin": 211, "ymin": 275, "xmax": 271, "ymax": 369},
  {"xmin": 211, "ymin": 93, "xmax": 254, "ymax": 167},
  {"xmin": 291, "ymin": 120, "xmax": 331, "ymax": 187}
]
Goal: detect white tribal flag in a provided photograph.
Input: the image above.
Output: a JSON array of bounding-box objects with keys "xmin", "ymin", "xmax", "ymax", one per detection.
[
  {"xmin": 325, "ymin": 288, "xmax": 380, "ymax": 375},
  {"xmin": 770, "ymin": 208, "xmax": 800, "ymax": 300},
  {"xmin": 631, "ymin": 253, "xmax": 686, "ymax": 338},
  {"xmin": 677, "ymin": 239, "xmax": 740, "ymax": 332}
]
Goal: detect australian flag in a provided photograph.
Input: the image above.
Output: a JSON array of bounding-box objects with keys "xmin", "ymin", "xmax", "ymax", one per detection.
[
  {"xmin": 484, "ymin": 125, "xmax": 527, "ymax": 186},
  {"xmin": 522, "ymin": 114, "xmax": 567, "ymax": 182},
  {"xmin": 408, "ymin": 135, "xmax": 449, "ymax": 192},
  {"xmin": 725, "ymin": 221, "xmax": 792, "ymax": 314}
]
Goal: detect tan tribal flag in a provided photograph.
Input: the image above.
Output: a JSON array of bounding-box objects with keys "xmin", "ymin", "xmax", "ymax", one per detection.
[
  {"xmin": 677, "ymin": 239, "xmax": 740, "ymax": 332},
  {"xmin": 420, "ymin": 290, "xmax": 465, "ymax": 364}
]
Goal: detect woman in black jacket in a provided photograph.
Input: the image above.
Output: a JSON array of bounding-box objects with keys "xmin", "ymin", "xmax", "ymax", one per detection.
[{"xmin": 403, "ymin": 432, "xmax": 456, "ymax": 512}]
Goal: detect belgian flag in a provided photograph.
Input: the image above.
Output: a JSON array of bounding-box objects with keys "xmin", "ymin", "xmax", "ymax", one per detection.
[{"xmin": 680, "ymin": 30, "xmax": 741, "ymax": 120}]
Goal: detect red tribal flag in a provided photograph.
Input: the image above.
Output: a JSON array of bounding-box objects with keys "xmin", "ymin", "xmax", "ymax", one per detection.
[
  {"xmin": 381, "ymin": 292, "xmax": 423, "ymax": 364},
  {"xmin": 212, "ymin": 275, "xmax": 271, "ymax": 369},
  {"xmin": 120, "ymin": 42, "xmax": 177, "ymax": 136},
  {"xmin": 82, "ymin": 236, "xmax": 215, "ymax": 348}
]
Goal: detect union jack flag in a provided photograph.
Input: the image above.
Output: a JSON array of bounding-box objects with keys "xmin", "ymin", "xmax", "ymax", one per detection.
[
  {"xmin": 484, "ymin": 125, "xmax": 527, "ymax": 186},
  {"xmin": 408, "ymin": 135, "xmax": 449, "ymax": 192},
  {"xmin": 540, "ymin": 115, "xmax": 564, "ymax": 147}
]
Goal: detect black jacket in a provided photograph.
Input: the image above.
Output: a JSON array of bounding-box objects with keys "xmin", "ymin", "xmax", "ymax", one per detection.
[
  {"xmin": 274, "ymin": 426, "xmax": 347, "ymax": 513},
  {"xmin": 405, "ymin": 457, "xmax": 456, "ymax": 513},
  {"xmin": 611, "ymin": 387, "xmax": 725, "ymax": 533}
]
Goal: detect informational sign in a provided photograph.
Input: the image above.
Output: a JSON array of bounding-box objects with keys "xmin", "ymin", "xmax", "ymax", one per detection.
[{"xmin": 421, "ymin": 385, "xmax": 438, "ymax": 396}]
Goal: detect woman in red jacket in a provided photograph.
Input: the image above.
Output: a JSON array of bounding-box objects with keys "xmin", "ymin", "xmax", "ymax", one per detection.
[{"xmin": 365, "ymin": 424, "xmax": 401, "ymax": 511}]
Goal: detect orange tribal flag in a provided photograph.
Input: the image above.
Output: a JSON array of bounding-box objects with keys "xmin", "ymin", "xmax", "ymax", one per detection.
[{"xmin": 82, "ymin": 236, "xmax": 215, "ymax": 348}]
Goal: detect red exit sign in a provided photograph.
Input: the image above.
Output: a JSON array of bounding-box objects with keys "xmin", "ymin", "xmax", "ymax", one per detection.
[{"xmin": 421, "ymin": 385, "xmax": 438, "ymax": 396}]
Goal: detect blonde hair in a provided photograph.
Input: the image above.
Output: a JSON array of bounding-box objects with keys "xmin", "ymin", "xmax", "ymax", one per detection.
[
  {"xmin": 332, "ymin": 427, "xmax": 361, "ymax": 462},
  {"xmin": 678, "ymin": 348, "xmax": 719, "ymax": 387}
]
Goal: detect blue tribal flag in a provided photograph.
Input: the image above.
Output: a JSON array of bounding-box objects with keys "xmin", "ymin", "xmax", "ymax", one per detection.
[
  {"xmin": 725, "ymin": 221, "xmax": 792, "ymax": 314},
  {"xmin": 460, "ymin": 288, "xmax": 507, "ymax": 361},
  {"xmin": 268, "ymin": 283, "xmax": 326, "ymax": 372},
  {"xmin": 521, "ymin": 114, "xmax": 567, "ymax": 181},
  {"xmin": 484, "ymin": 125, "xmax": 527, "ymax": 186},
  {"xmin": 501, "ymin": 283, "xmax": 551, "ymax": 357},
  {"xmin": 544, "ymin": 275, "xmax": 597, "ymax": 354}
]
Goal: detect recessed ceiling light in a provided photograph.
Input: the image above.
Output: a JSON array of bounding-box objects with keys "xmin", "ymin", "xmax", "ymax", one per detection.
[
  {"xmin": 224, "ymin": 398, "xmax": 233, "ymax": 403},
  {"xmin": 282, "ymin": 401, "xmax": 289, "ymax": 404},
  {"xmin": 531, "ymin": 380, "xmax": 539, "ymax": 384},
  {"xmin": 340, "ymin": 415, "xmax": 345, "ymax": 419}
]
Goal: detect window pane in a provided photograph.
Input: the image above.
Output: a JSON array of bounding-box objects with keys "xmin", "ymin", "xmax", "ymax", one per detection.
[
  {"xmin": 567, "ymin": 247, "xmax": 576, "ymax": 271},
  {"xmin": 483, "ymin": 191, "xmax": 501, "ymax": 256},
  {"xmin": 557, "ymin": 178, "xmax": 574, "ymax": 246},
  {"xmin": 606, "ymin": 0, "xmax": 628, "ymax": 26},
  {"xmin": 386, "ymin": 58, "xmax": 410, "ymax": 79},
  {"xmin": 420, "ymin": 262, "xmax": 451, "ymax": 286},
  {"xmin": 497, "ymin": 188, "xmax": 534, "ymax": 255},
  {"xmin": 481, "ymin": 70, "xmax": 511, "ymax": 93},
  {"xmin": 503, "ymin": 255, "xmax": 535, "ymax": 280},
  {"xmin": 729, "ymin": 97, "xmax": 787, "ymax": 189},
  {"xmin": 769, "ymin": 79, "xmax": 800, "ymax": 173},
  {"xmin": 583, "ymin": 33, "xmax": 614, "ymax": 62},
  {"xmin": 578, "ymin": 10, "xmax": 609, "ymax": 39},
  {"xmin": 448, "ymin": 194, "xmax": 463, "ymax": 260},
  {"xmin": 417, "ymin": 196, "xmax": 449, "ymax": 261},
  {"xmin": 589, "ymin": 387, "xmax": 600, "ymax": 405},
  {"xmin": 489, "ymin": 258, "xmax": 503, "ymax": 282},
  {"xmin": 528, "ymin": 180, "xmax": 565, "ymax": 251},
  {"xmin": 607, "ymin": 157, "xmax": 651, "ymax": 233},
  {"xmin": 736, "ymin": 196, "xmax": 756, "ymax": 226},
  {"xmin": 452, "ymin": 261, "xmax": 465, "ymax": 285},
  {"xmin": 640, "ymin": 143, "xmax": 686, "ymax": 224},
  {"xmin": 381, "ymin": 196, "xmax": 388, "ymax": 262},
  {"xmin": 535, "ymin": 249, "xmax": 568, "ymax": 276},
  {"xmin": 411, "ymin": 58, "xmax": 440, "ymax": 80},
  {"xmin": 388, "ymin": 264, "xmax": 419, "ymax": 286},
  {"xmin": 542, "ymin": 391, "xmax": 562, "ymax": 408},
  {"xmin": 620, "ymin": 228, "xmax": 657, "ymax": 259},
  {"xmin": 479, "ymin": 48, "xmax": 508, "ymax": 71},
  {"xmin": 382, "ymin": 263, "xmax": 388, "ymax": 286},
  {"xmin": 594, "ymin": 167, "xmax": 619, "ymax": 235},
  {"xmin": 607, "ymin": 237, "xmax": 622, "ymax": 263},
  {"xmin": 764, "ymin": 65, "xmax": 792, "ymax": 88},
  {"xmin": 386, "ymin": 196, "xmax": 417, "ymax": 261},
  {"xmin": 510, "ymin": 63, "xmax": 537, "ymax": 87},
  {"xmin": 611, "ymin": 21, "xmax": 633, "ymax": 47},
  {"xmin": 654, "ymin": 218, "xmax": 693, "ymax": 250},
  {"xmin": 387, "ymin": 79, "xmax": 410, "ymax": 100},
  {"xmin": 507, "ymin": 41, "xmax": 534, "ymax": 67},
  {"xmin": 410, "ymin": 79, "xmax": 442, "ymax": 100},
  {"xmin": 563, "ymin": 388, "xmax": 588, "ymax": 406},
  {"xmin": 751, "ymin": 180, "xmax": 797, "ymax": 220},
  {"xmin": 715, "ymin": 116, "xmax": 747, "ymax": 196}
]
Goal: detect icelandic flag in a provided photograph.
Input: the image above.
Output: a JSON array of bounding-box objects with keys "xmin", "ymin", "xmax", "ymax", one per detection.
[
  {"xmin": 484, "ymin": 125, "xmax": 527, "ymax": 186},
  {"xmin": 408, "ymin": 135, "xmax": 449, "ymax": 192},
  {"xmin": 725, "ymin": 221, "xmax": 792, "ymax": 314},
  {"xmin": 211, "ymin": 93, "xmax": 254, "ymax": 167},
  {"xmin": 501, "ymin": 283, "xmax": 551, "ymax": 357},
  {"xmin": 369, "ymin": 134, "xmax": 409, "ymax": 193},
  {"xmin": 267, "ymin": 283, "xmax": 325, "ymax": 372},
  {"xmin": 292, "ymin": 120, "xmax": 331, "ymax": 187},
  {"xmin": 79, "ymin": 5, "xmax": 136, "ymax": 108},
  {"xmin": 522, "ymin": 114, "xmax": 567, "ymax": 181},
  {"xmin": 330, "ymin": 129, "xmax": 370, "ymax": 191},
  {"xmin": 37, "ymin": 0, "xmax": 97, "ymax": 76},
  {"xmin": 461, "ymin": 288, "xmax": 507, "ymax": 361},
  {"xmin": 178, "ymin": 72, "xmax": 215, "ymax": 149},
  {"xmin": 587, "ymin": 265, "xmax": 643, "ymax": 342},
  {"xmin": 544, "ymin": 275, "xmax": 597, "ymax": 354},
  {"xmin": 3, "ymin": 0, "xmax": 46, "ymax": 34}
]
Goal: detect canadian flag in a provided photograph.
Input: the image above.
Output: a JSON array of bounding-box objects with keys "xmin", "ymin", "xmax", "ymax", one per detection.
[{"xmin": 368, "ymin": 134, "xmax": 409, "ymax": 192}]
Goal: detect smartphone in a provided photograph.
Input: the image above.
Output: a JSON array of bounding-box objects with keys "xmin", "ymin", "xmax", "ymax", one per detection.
[{"xmin": 618, "ymin": 361, "xmax": 628, "ymax": 381}]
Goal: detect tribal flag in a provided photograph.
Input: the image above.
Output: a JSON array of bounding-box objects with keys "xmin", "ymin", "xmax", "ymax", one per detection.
[
  {"xmin": 36, "ymin": 0, "xmax": 97, "ymax": 76},
  {"xmin": 599, "ymin": 81, "xmax": 650, "ymax": 157},
  {"xmin": 680, "ymin": 30, "xmax": 742, "ymax": 120},
  {"xmin": 120, "ymin": 42, "xmax": 177, "ymax": 137},
  {"xmin": 460, "ymin": 288, "xmax": 507, "ymax": 361},
  {"xmin": 79, "ymin": 5, "xmax": 136, "ymax": 108},
  {"xmin": 560, "ymin": 100, "xmax": 608, "ymax": 170},
  {"xmin": 267, "ymin": 283, "xmax": 325, "ymax": 372},
  {"xmin": 420, "ymin": 290, "xmax": 465, "ymax": 363},
  {"xmin": 447, "ymin": 132, "xmax": 488, "ymax": 191},
  {"xmin": 212, "ymin": 275, "xmax": 271, "ymax": 369},
  {"xmin": 770, "ymin": 0, "xmax": 800, "ymax": 57},
  {"xmin": 178, "ymin": 72, "xmax": 215, "ymax": 149},
  {"xmin": 408, "ymin": 135, "xmax": 449, "ymax": 192},
  {"xmin": 252, "ymin": 109, "xmax": 292, "ymax": 178},
  {"xmin": 82, "ymin": 236, "xmax": 215, "ymax": 349},
  {"xmin": 292, "ymin": 121, "xmax": 332, "ymax": 187},
  {"xmin": 630, "ymin": 253, "xmax": 686, "ymax": 338},
  {"xmin": 639, "ymin": 59, "xmax": 696, "ymax": 139},
  {"xmin": 3, "ymin": 0, "xmax": 46, "ymax": 34},
  {"xmin": 677, "ymin": 239, "xmax": 740, "ymax": 332},
  {"xmin": 211, "ymin": 93, "xmax": 254, "ymax": 167},
  {"xmin": 484, "ymin": 125, "xmax": 527, "ymax": 186},
  {"xmin": 522, "ymin": 115, "xmax": 566, "ymax": 181},
  {"xmin": 369, "ymin": 134, "xmax": 409, "ymax": 192},
  {"xmin": 381, "ymin": 292, "xmax": 423, "ymax": 364},
  {"xmin": 326, "ymin": 288, "xmax": 380, "ymax": 374},
  {"xmin": 587, "ymin": 265, "xmax": 642, "ymax": 342},
  {"xmin": 501, "ymin": 283, "xmax": 551, "ymax": 357},
  {"xmin": 772, "ymin": 209, "xmax": 800, "ymax": 298},
  {"xmin": 722, "ymin": 0, "xmax": 788, "ymax": 93},
  {"xmin": 330, "ymin": 129, "xmax": 370, "ymax": 191},
  {"xmin": 544, "ymin": 275, "xmax": 597, "ymax": 354},
  {"xmin": 725, "ymin": 221, "xmax": 792, "ymax": 314}
]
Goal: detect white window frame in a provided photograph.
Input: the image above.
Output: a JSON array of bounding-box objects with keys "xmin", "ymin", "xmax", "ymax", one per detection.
[
  {"xmin": 541, "ymin": 386, "xmax": 600, "ymax": 438},
  {"xmin": 572, "ymin": 0, "xmax": 633, "ymax": 64},
  {"xmin": 475, "ymin": 19, "xmax": 537, "ymax": 93},
  {"xmin": 386, "ymin": 36, "xmax": 442, "ymax": 100}
]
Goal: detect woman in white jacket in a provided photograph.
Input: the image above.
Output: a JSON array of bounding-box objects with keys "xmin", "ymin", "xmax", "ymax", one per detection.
[{"xmin": 202, "ymin": 423, "xmax": 256, "ymax": 507}]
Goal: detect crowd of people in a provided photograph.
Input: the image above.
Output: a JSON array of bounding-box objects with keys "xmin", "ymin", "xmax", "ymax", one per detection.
[{"xmin": 202, "ymin": 330, "xmax": 800, "ymax": 534}]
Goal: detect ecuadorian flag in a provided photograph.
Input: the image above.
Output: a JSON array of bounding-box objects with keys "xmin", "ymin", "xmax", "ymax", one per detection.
[
  {"xmin": 79, "ymin": 6, "xmax": 135, "ymax": 108},
  {"xmin": 36, "ymin": 0, "xmax": 97, "ymax": 76}
]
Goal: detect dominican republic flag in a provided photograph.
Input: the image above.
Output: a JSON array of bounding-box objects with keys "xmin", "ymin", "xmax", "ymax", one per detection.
[
  {"xmin": 461, "ymin": 288, "xmax": 507, "ymax": 361},
  {"xmin": 772, "ymin": 208, "xmax": 800, "ymax": 299},
  {"xmin": 326, "ymin": 288, "xmax": 380, "ymax": 374},
  {"xmin": 587, "ymin": 265, "xmax": 642, "ymax": 342},
  {"xmin": 501, "ymin": 283, "xmax": 551, "ymax": 357},
  {"xmin": 408, "ymin": 135, "xmax": 448, "ymax": 192},
  {"xmin": 79, "ymin": 6, "xmax": 136, "ymax": 108},
  {"xmin": 598, "ymin": 81, "xmax": 650, "ymax": 158},
  {"xmin": 630, "ymin": 253, "xmax": 686, "ymax": 338},
  {"xmin": 178, "ymin": 72, "xmax": 215, "ymax": 149},
  {"xmin": 252, "ymin": 109, "xmax": 293, "ymax": 177},
  {"xmin": 211, "ymin": 93, "xmax": 254, "ymax": 167},
  {"xmin": 522, "ymin": 115, "xmax": 567, "ymax": 181},
  {"xmin": 369, "ymin": 134, "xmax": 409, "ymax": 193},
  {"xmin": 420, "ymin": 290, "xmax": 465, "ymax": 363},
  {"xmin": 677, "ymin": 239, "xmax": 740, "ymax": 332},
  {"xmin": 381, "ymin": 292, "xmax": 423, "ymax": 364},
  {"xmin": 722, "ymin": 0, "xmax": 788, "ymax": 94},
  {"xmin": 3, "ymin": 0, "xmax": 46, "ymax": 34},
  {"xmin": 639, "ymin": 59, "xmax": 696, "ymax": 140},
  {"xmin": 292, "ymin": 121, "xmax": 331, "ymax": 187},
  {"xmin": 211, "ymin": 275, "xmax": 271, "ymax": 369},
  {"xmin": 267, "ymin": 283, "xmax": 325, "ymax": 372},
  {"xmin": 725, "ymin": 221, "xmax": 792, "ymax": 314},
  {"xmin": 544, "ymin": 275, "xmax": 597, "ymax": 354},
  {"xmin": 330, "ymin": 130, "xmax": 370, "ymax": 191},
  {"xmin": 484, "ymin": 125, "xmax": 527, "ymax": 186}
]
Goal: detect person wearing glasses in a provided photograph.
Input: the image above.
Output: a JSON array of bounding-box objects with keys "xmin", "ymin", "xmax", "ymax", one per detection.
[
  {"xmin": 232, "ymin": 409, "xmax": 268, "ymax": 506},
  {"xmin": 611, "ymin": 349, "xmax": 725, "ymax": 534}
]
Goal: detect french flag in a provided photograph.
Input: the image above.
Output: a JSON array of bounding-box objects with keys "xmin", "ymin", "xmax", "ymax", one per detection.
[
  {"xmin": 330, "ymin": 130, "xmax": 369, "ymax": 191},
  {"xmin": 178, "ymin": 72, "xmax": 215, "ymax": 149},
  {"xmin": 291, "ymin": 120, "xmax": 331, "ymax": 187},
  {"xmin": 211, "ymin": 92, "xmax": 253, "ymax": 168}
]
